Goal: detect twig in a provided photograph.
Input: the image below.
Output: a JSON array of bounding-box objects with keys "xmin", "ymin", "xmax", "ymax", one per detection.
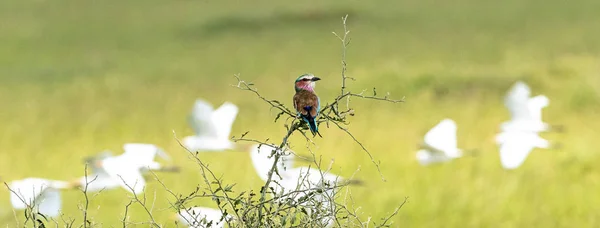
[
  {"xmin": 121, "ymin": 201, "xmax": 134, "ymax": 228},
  {"xmin": 79, "ymin": 163, "xmax": 97, "ymax": 228},
  {"xmin": 332, "ymin": 14, "xmax": 352, "ymax": 98},
  {"xmin": 375, "ymin": 197, "xmax": 409, "ymax": 227},
  {"xmin": 117, "ymin": 176, "xmax": 160, "ymax": 228}
]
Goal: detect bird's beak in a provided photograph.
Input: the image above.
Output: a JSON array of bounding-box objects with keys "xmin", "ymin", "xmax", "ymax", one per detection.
[{"xmin": 311, "ymin": 77, "xmax": 321, "ymax": 81}]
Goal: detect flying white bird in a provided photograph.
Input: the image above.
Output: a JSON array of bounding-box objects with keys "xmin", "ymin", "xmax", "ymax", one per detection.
[
  {"xmin": 496, "ymin": 81, "xmax": 557, "ymax": 169},
  {"xmin": 182, "ymin": 99, "xmax": 239, "ymax": 152},
  {"xmin": 175, "ymin": 207, "xmax": 234, "ymax": 228},
  {"xmin": 79, "ymin": 143, "xmax": 177, "ymax": 194},
  {"xmin": 249, "ymin": 144, "xmax": 351, "ymax": 227},
  {"xmin": 416, "ymin": 118, "xmax": 463, "ymax": 165},
  {"xmin": 7, "ymin": 178, "xmax": 79, "ymax": 218},
  {"xmin": 249, "ymin": 144, "xmax": 344, "ymax": 192}
]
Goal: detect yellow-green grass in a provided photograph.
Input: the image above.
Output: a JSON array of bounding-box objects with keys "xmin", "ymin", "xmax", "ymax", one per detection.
[{"xmin": 1, "ymin": 0, "xmax": 599, "ymax": 226}]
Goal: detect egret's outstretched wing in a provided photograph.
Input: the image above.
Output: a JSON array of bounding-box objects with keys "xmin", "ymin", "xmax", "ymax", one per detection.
[
  {"xmin": 250, "ymin": 144, "xmax": 275, "ymax": 182},
  {"xmin": 9, "ymin": 178, "xmax": 47, "ymax": 209},
  {"xmin": 211, "ymin": 102, "xmax": 239, "ymax": 140},
  {"xmin": 102, "ymin": 157, "xmax": 146, "ymax": 194},
  {"xmin": 36, "ymin": 188, "xmax": 62, "ymax": 217},
  {"xmin": 504, "ymin": 81, "xmax": 532, "ymax": 121},
  {"xmin": 115, "ymin": 168, "xmax": 145, "ymax": 195},
  {"xmin": 423, "ymin": 119, "xmax": 457, "ymax": 152},
  {"xmin": 190, "ymin": 99, "xmax": 218, "ymax": 137},
  {"xmin": 123, "ymin": 143, "xmax": 161, "ymax": 166},
  {"xmin": 528, "ymin": 95, "xmax": 549, "ymax": 122},
  {"xmin": 8, "ymin": 178, "xmax": 64, "ymax": 217},
  {"xmin": 249, "ymin": 144, "xmax": 294, "ymax": 183},
  {"xmin": 498, "ymin": 134, "xmax": 536, "ymax": 169}
]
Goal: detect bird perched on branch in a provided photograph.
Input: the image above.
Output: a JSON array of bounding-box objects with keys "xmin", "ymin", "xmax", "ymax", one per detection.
[{"xmin": 293, "ymin": 73, "xmax": 322, "ymax": 137}]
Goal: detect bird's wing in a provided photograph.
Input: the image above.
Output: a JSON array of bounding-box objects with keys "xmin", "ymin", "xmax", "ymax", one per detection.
[
  {"xmin": 423, "ymin": 119, "xmax": 458, "ymax": 153},
  {"xmin": 250, "ymin": 144, "xmax": 283, "ymax": 182},
  {"xmin": 122, "ymin": 143, "xmax": 160, "ymax": 166},
  {"xmin": 504, "ymin": 81, "xmax": 533, "ymax": 121},
  {"xmin": 498, "ymin": 134, "xmax": 536, "ymax": 169},
  {"xmin": 211, "ymin": 102, "xmax": 239, "ymax": 140},
  {"xmin": 189, "ymin": 99, "xmax": 218, "ymax": 137},
  {"xmin": 114, "ymin": 168, "xmax": 146, "ymax": 195},
  {"xmin": 8, "ymin": 178, "xmax": 49, "ymax": 210},
  {"xmin": 102, "ymin": 157, "xmax": 146, "ymax": 194},
  {"xmin": 294, "ymin": 91, "xmax": 319, "ymax": 116},
  {"xmin": 36, "ymin": 188, "xmax": 62, "ymax": 218},
  {"xmin": 527, "ymin": 95, "xmax": 549, "ymax": 122}
]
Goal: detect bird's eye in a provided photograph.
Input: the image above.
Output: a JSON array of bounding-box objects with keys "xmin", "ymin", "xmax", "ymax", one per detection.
[{"xmin": 302, "ymin": 78, "xmax": 310, "ymax": 81}]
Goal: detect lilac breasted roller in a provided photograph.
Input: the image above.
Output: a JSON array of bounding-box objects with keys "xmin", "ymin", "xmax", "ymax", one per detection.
[{"xmin": 293, "ymin": 73, "xmax": 322, "ymax": 137}]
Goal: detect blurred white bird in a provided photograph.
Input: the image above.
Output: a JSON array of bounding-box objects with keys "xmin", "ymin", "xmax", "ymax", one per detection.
[
  {"xmin": 79, "ymin": 143, "xmax": 178, "ymax": 194},
  {"xmin": 416, "ymin": 118, "xmax": 463, "ymax": 165},
  {"xmin": 176, "ymin": 207, "xmax": 233, "ymax": 228},
  {"xmin": 182, "ymin": 99, "xmax": 239, "ymax": 152},
  {"xmin": 496, "ymin": 81, "xmax": 558, "ymax": 169},
  {"xmin": 8, "ymin": 178, "xmax": 79, "ymax": 218},
  {"xmin": 249, "ymin": 144, "xmax": 352, "ymax": 227},
  {"xmin": 250, "ymin": 144, "xmax": 344, "ymax": 191}
]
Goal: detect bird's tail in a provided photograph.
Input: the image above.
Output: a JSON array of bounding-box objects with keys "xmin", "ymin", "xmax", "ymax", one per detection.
[{"xmin": 302, "ymin": 115, "xmax": 321, "ymax": 137}]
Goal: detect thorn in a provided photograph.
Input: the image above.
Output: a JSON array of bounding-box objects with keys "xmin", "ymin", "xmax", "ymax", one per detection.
[{"xmin": 241, "ymin": 131, "xmax": 250, "ymax": 138}]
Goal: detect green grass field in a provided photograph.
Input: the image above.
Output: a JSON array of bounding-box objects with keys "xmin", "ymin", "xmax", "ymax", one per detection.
[{"xmin": 1, "ymin": 0, "xmax": 600, "ymax": 226}]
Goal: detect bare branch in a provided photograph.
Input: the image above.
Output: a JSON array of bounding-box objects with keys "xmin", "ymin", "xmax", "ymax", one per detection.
[{"xmin": 375, "ymin": 197, "xmax": 409, "ymax": 227}]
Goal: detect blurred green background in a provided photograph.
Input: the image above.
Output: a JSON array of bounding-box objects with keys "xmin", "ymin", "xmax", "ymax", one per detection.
[{"xmin": 1, "ymin": 0, "xmax": 599, "ymax": 227}]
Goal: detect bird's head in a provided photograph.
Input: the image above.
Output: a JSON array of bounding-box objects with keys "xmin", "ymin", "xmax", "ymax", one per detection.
[{"xmin": 294, "ymin": 73, "xmax": 321, "ymax": 92}]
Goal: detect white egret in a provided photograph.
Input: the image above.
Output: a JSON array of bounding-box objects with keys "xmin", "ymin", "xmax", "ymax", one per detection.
[
  {"xmin": 250, "ymin": 144, "xmax": 355, "ymax": 189},
  {"xmin": 249, "ymin": 144, "xmax": 350, "ymax": 227},
  {"xmin": 8, "ymin": 178, "xmax": 79, "ymax": 218},
  {"xmin": 176, "ymin": 207, "xmax": 233, "ymax": 228},
  {"xmin": 78, "ymin": 143, "xmax": 177, "ymax": 194},
  {"xmin": 182, "ymin": 99, "xmax": 239, "ymax": 152},
  {"xmin": 416, "ymin": 118, "xmax": 463, "ymax": 165},
  {"xmin": 496, "ymin": 81, "xmax": 559, "ymax": 169}
]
